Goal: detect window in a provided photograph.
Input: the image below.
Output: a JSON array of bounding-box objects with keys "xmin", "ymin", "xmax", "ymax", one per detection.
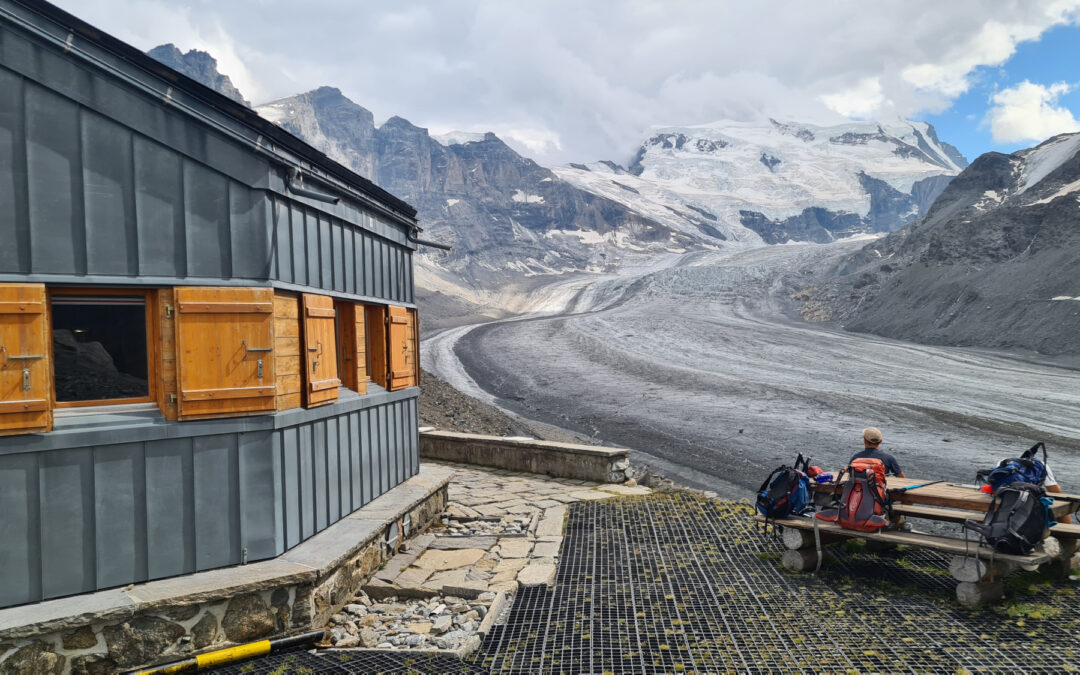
[{"xmin": 50, "ymin": 291, "xmax": 152, "ymax": 406}]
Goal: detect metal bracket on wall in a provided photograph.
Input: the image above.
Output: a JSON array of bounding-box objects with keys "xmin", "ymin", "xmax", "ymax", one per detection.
[{"xmin": 164, "ymin": 305, "xmax": 174, "ymax": 319}]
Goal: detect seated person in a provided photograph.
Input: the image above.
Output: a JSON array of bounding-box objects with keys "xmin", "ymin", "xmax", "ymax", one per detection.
[
  {"xmin": 849, "ymin": 427, "xmax": 906, "ymax": 477},
  {"xmin": 1044, "ymin": 465, "xmax": 1073, "ymax": 525}
]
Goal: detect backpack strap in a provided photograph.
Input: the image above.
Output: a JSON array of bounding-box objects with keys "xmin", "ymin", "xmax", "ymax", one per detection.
[
  {"xmin": 757, "ymin": 467, "xmax": 785, "ymax": 495},
  {"xmin": 794, "ymin": 453, "xmax": 810, "ymax": 474},
  {"xmin": 1022, "ymin": 442, "xmax": 1047, "ymax": 464}
]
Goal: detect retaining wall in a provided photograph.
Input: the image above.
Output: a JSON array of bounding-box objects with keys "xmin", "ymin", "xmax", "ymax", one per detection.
[{"xmin": 419, "ymin": 430, "xmax": 631, "ymax": 483}]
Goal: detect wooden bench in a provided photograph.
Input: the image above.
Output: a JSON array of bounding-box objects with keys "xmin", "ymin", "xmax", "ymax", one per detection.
[{"xmin": 754, "ymin": 507, "xmax": 1073, "ymax": 606}]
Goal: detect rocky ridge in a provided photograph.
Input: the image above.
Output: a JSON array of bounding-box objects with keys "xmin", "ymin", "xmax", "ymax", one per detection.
[
  {"xmin": 146, "ymin": 44, "xmax": 249, "ymax": 106},
  {"xmin": 256, "ymin": 87, "xmax": 694, "ymax": 302},
  {"xmin": 798, "ymin": 132, "xmax": 1080, "ymax": 359}
]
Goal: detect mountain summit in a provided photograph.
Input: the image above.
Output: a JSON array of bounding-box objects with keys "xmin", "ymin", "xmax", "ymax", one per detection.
[
  {"xmin": 803, "ymin": 131, "xmax": 1080, "ymax": 357},
  {"xmin": 147, "ymin": 43, "xmax": 250, "ymax": 106},
  {"xmin": 557, "ymin": 119, "xmax": 967, "ymax": 245}
]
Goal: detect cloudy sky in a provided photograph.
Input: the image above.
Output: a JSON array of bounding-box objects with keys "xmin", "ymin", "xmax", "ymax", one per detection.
[{"xmin": 52, "ymin": 0, "xmax": 1080, "ymax": 167}]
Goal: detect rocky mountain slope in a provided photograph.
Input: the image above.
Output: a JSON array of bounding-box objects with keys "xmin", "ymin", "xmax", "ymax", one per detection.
[
  {"xmin": 256, "ymin": 87, "xmax": 693, "ymax": 306},
  {"xmin": 147, "ymin": 44, "xmax": 249, "ymax": 106},
  {"xmin": 555, "ymin": 119, "xmax": 966, "ymax": 245},
  {"xmin": 799, "ymin": 132, "xmax": 1080, "ymax": 358}
]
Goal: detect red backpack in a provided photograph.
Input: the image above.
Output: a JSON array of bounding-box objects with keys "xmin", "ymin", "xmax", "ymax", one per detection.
[{"xmin": 816, "ymin": 458, "xmax": 890, "ymax": 532}]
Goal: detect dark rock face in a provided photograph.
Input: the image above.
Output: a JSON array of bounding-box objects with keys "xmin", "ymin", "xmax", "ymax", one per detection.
[
  {"xmin": 192, "ymin": 613, "xmax": 219, "ymax": 649},
  {"xmin": 741, "ymin": 208, "xmax": 863, "ymax": 244},
  {"xmin": 4, "ymin": 641, "xmax": 64, "ymax": 674},
  {"xmin": 807, "ymin": 134, "xmax": 1080, "ymax": 357},
  {"xmin": 258, "ymin": 89, "xmax": 683, "ymax": 288},
  {"xmin": 760, "ymin": 153, "xmax": 781, "ymax": 171},
  {"xmin": 222, "ymin": 593, "xmax": 275, "ymax": 643},
  {"xmin": 61, "ymin": 626, "xmax": 98, "ymax": 650},
  {"xmin": 70, "ymin": 654, "xmax": 119, "ymax": 675},
  {"xmin": 147, "ymin": 44, "xmax": 249, "ymax": 106},
  {"xmin": 103, "ymin": 617, "xmax": 186, "ymax": 669}
]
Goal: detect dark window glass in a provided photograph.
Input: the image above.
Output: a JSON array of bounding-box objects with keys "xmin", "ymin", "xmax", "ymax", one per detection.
[{"xmin": 52, "ymin": 295, "xmax": 149, "ymax": 402}]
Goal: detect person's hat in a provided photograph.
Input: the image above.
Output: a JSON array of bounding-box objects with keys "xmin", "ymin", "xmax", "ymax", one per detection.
[{"xmin": 863, "ymin": 427, "xmax": 883, "ymax": 444}]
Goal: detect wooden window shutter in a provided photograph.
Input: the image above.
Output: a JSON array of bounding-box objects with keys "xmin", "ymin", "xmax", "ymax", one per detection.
[
  {"xmin": 365, "ymin": 305, "xmax": 387, "ymax": 389},
  {"xmin": 335, "ymin": 302, "xmax": 368, "ymax": 395},
  {"xmin": 302, "ymin": 293, "xmax": 340, "ymax": 407},
  {"xmin": 174, "ymin": 287, "xmax": 276, "ymax": 420},
  {"xmin": 0, "ymin": 284, "xmax": 52, "ymax": 435},
  {"xmin": 387, "ymin": 305, "xmax": 418, "ymax": 391}
]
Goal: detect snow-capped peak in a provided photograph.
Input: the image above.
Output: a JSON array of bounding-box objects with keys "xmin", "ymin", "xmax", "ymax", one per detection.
[
  {"xmin": 1016, "ymin": 132, "xmax": 1080, "ymax": 196},
  {"xmin": 555, "ymin": 118, "xmax": 966, "ymax": 246}
]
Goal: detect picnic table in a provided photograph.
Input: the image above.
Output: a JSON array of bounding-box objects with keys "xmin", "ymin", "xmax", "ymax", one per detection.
[{"xmin": 755, "ymin": 476, "xmax": 1080, "ymax": 606}]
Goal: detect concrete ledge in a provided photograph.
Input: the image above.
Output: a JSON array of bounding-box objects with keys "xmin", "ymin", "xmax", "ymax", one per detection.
[
  {"xmin": 0, "ymin": 465, "xmax": 453, "ymax": 674},
  {"xmin": 420, "ymin": 430, "xmax": 631, "ymax": 483}
]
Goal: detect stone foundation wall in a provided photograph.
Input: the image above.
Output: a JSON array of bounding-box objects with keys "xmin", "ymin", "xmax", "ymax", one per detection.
[
  {"xmin": 0, "ymin": 474, "xmax": 449, "ymax": 675},
  {"xmin": 420, "ymin": 431, "xmax": 631, "ymax": 483}
]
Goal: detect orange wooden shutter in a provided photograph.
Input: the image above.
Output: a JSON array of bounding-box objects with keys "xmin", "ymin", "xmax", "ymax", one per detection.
[
  {"xmin": 174, "ymin": 287, "xmax": 276, "ymax": 420},
  {"xmin": 365, "ymin": 305, "xmax": 387, "ymax": 389},
  {"xmin": 302, "ymin": 293, "xmax": 340, "ymax": 407},
  {"xmin": 387, "ymin": 305, "xmax": 418, "ymax": 390},
  {"xmin": 0, "ymin": 284, "xmax": 52, "ymax": 435},
  {"xmin": 335, "ymin": 302, "xmax": 368, "ymax": 395}
]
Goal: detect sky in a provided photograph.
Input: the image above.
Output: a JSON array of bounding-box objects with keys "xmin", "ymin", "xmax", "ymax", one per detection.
[{"xmin": 50, "ymin": 0, "xmax": 1080, "ymax": 167}]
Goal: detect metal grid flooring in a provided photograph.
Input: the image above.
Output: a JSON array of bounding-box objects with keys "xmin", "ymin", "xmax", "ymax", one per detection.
[{"xmin": 212, "ymin": 493, "xmax": 1080, "ymax": 674}]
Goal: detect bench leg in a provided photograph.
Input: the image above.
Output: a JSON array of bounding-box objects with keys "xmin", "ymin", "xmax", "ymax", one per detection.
[
  {"xmin": 949, "ymin": 556, "xmax": 1016, "ymax": 583},
  {"xmin": 956, "ymin": 580, "xmax": 1004, "ymax": 606},
  {"xmin": 780, "ymin": 526, "xmax": 841, "ymax": 551},
  {"xmin": 781, "ymin": 548, "xmax": 823, "ymax": 572}
]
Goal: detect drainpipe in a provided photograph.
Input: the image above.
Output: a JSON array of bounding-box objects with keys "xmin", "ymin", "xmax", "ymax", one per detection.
[
  {"xmin": 408, "ymin": 227, "xmax": 453, "ymax": 251},
  {"xmin": 285, "ymin": 168, "xmax": 340, "ymax": 204}
]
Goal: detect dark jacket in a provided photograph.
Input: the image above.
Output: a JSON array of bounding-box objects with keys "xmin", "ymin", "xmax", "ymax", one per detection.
[{"xmin": 849, "ymin": 447, "xmax": 902, "ymax": 476}]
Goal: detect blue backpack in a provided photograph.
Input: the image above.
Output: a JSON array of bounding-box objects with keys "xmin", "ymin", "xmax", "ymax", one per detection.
[
  {"xmin": 756, "ymin": 454, "xmax": 812, "ymax": 520},
  {"xmin": 976, "ymin": 442, "xmax": 1048, "ymax": 491}
]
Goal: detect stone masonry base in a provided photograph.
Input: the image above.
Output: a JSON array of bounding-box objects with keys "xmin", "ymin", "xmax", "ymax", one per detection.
[{"xmin": 0, "ymin": 465, "xmax": 452, "ymax": 675}]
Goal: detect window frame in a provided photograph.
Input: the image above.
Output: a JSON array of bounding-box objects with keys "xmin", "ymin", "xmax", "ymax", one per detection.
[{"xmin": 48, "ymin": 287, "xmax": 158, "ymax": 409}]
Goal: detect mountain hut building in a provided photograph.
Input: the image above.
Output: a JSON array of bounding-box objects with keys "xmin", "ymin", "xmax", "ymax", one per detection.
[{"xmin": 0, "ymin": 0, "xmax": 422, "ymax": 610}]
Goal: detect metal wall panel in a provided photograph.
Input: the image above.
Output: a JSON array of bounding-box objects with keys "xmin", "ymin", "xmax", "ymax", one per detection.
[
  {"xmin": 193, "ymin": 434, "xmax": 240, "ymax": 571},
  {"xmin": 0, "ymin": 453, "xmax": 39, "ymax": 606},
  {"xmin": 134, "ymin": 136, "xmax": 186, "ymax": 277},
  {"xmin": 82, "ymin": 111, "xmax": 137, "ymax": 276},
  {"xmin": 39, "ymin": 448, "xmax": 95, "ymax": 598},
  {"xmin": 0, "ymin": 68, "xmax": 28, "ymax": 273},
  {"xmin": 94, "ymin": 443, "xmax": 147, "ymax": 588},
  {"xmin": 238, "ymin": 430, "xmax": 278, "ymax": 561},
  {"xmin": 27, "ymin": 83, "xmax": 84, "ymax": 275},
  {"xmin": 145, "ymin": 438, "xmax": 194, "ymax": 580},
  {"xmin": 282, "ymin": 427, "xmax": 301, "ymax": 550}
]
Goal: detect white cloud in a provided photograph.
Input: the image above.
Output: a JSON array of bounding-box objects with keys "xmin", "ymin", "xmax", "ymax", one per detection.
[
  {"xmin": 820, "ymin": 78, "xmax": 886, "ymax": 119},
  {"xmin": 986, "ymin": 80, "xmax": 1080, "ymax": 143},
  {"xmin": 46, "ymin": 0, "xmax": 1080, "ymax": 165}
]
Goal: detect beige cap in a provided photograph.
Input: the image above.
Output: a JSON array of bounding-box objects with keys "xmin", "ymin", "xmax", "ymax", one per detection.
[{"xmin": 863, "ymin": 427, "xmax": 883, "ymax": 444}]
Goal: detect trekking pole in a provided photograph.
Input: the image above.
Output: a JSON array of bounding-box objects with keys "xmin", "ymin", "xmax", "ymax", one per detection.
[{"xmin": 886, "ymin": 480, "xmax": 943, "ymax": 495}]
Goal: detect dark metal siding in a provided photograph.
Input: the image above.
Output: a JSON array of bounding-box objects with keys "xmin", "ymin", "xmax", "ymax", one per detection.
[
  {"xmin": 0, "ymin": 38, "xmax": 415, "ymax": 304},
  {"xmin": 0, "ymin": 396, "xmax": 418, "ymax": 608}
]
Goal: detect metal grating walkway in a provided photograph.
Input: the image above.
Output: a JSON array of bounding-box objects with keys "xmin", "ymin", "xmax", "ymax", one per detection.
[{"xmin": 213, "ymin": 493, "xmax": 1080, "ymax": 673}]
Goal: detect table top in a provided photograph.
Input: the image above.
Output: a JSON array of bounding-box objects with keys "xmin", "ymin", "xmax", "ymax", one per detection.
[{"xmin": 811, "ymin": 475, "xmax": 1080, "ymax": 519}]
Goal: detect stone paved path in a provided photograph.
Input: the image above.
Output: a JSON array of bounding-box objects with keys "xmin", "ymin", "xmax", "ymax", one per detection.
[
  {"xmin": 363, "ymin": 461, "xmax": 650, "ymax": 600},
  {"xmin": 326, "ymin": 461, "xmax": 651, "ymax": 650}
]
